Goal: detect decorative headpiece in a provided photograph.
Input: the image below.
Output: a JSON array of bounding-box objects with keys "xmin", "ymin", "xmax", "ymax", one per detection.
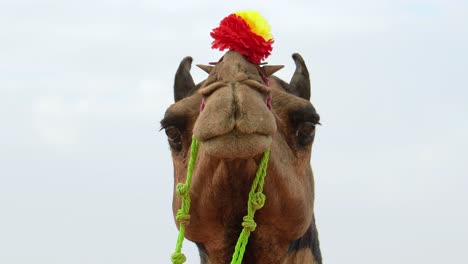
[{"xmin": 210, "ymin": 10, "xmax": 274, "ymax": 64}]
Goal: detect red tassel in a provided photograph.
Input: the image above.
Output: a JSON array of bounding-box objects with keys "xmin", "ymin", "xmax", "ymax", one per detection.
[{"xmin": 211, "ymin": 14, "xmax": 273, "ymax": 64}]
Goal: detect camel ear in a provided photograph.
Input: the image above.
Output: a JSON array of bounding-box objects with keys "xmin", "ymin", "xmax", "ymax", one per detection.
[
  {"xmin": 289, "ymin": 53, "xmax": 310, "ymax": 101},
  {"xmin": 262, "ymin": 65, "xmax": 284, "ymax": 76},
  {"xmin": 196, "ymin": 64, "xmax": 214, "ymax": 74},
  {"xmin": 174, "ymin": 56, "xmax": 195, "ymax": 102}
]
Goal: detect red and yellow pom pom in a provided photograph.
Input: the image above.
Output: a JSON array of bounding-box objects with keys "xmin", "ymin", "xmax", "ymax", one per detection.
[{"xmin": 211, "ymin": 10, "xmax": 274, "ymax": 64}]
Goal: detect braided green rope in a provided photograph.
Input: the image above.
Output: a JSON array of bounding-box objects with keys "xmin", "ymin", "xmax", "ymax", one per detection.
[
  {"xmin": 171, "ymin": 135, "xmax": 270, "ymax": 264},
  {"xmin": 230, "ymin": 148, "xmax": 270, "ymax": 264},
  {"xmin": 171, "ymin": 135, "xmax": 199, "ymax": 264}
]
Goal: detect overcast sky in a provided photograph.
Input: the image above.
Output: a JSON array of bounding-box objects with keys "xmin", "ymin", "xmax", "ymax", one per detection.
[{"xmin": 1, "ymin": 0, "xmax": 467, "ymax": 263}]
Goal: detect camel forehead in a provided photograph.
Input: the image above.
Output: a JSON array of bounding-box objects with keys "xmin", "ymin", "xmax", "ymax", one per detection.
[
  {"xmin": 207, "ymin": 51, "xmax": 263, "ymax": 84},
  {"xmin": 164, "ymin": 83, "xmax": 316, "ymax": 121}
]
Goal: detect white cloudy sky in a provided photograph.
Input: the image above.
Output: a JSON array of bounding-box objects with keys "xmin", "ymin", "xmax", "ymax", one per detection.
[{"xmin": 1, "ymin": 0, "xmax": 467, "ymax": 263}]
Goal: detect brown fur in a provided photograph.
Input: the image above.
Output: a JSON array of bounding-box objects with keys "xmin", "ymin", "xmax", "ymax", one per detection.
[{"xmin": 162, "ymin": 51, "xmax": 322, "ymax": 263}]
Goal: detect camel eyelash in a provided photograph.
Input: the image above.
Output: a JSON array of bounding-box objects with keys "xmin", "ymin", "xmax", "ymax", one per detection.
[
  {"xmin": 160, "ymin": 116, "xmax": 186, "ymax": 131},
  {"xmin": 289, "ymin": 108, "xmax": 320, "ymax": 127}
]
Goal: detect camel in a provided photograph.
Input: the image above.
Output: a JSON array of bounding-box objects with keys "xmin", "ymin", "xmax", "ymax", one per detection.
[{"xmin": 161, "ymin": 50, "xmax": 322, "ymax": 264}]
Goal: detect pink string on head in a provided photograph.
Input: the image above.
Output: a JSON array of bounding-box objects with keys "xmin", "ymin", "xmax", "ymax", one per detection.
[
  {"xmin": 199, "ymin": 98, "xmax": 206, "ymax": 112},
  {"xmin": 266, "ymin": 94, "xmax": 272, "ymax": 111}
]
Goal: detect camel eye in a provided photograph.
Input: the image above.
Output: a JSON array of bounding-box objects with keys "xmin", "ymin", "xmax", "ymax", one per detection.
[
  {"xmin": 165, "ymin": 126, "xmax": 180, "ymax": 140},
  {"xmin": 296, "ymin": 122, "xmax": 315, "ymax": 146},
  {"xmin": 164, "ymin": 126, "xmax": 182, "ymax": 151}
]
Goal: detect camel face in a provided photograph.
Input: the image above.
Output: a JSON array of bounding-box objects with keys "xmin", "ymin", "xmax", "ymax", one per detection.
[
  {"xmin": 193, "ymin": 51, "xmax": 276, "ymax": 158},
  {"xmin": 161, "ymin": 51, "xmax": 322, "ymax": 264},
  {"xmin": 162, "ymin": 51, "xmax": 318, "ymax": 160}
]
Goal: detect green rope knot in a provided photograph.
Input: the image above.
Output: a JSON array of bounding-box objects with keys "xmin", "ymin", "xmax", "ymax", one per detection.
[
  {"xmin": 171, "ymin": 252, "xmax": 187, "ymax": 264},
  {"xmin": 241, "ymin": 215, "xmax": 257, "ymax": 232},
  {"xmin": 251, "ymin": 192, "xmax": 266, "ymax": 210},
  {"xmin": 176, "ymin": 209, "xmax": 190, "ymax": 225},
  {"xmin": 176, "ymin": 183, "xmax": 188, "ymax": 197}
]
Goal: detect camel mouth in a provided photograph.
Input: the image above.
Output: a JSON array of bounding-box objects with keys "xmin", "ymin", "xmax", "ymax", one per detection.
[{"xmin": 198, "ymin": 129, "xmax": 272, "ymax": 159}]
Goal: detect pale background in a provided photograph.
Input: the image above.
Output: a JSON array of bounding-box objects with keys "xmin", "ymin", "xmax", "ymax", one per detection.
[{"xmin": 1, "ymin": 0, "xmax": 467, "ymax": 263}]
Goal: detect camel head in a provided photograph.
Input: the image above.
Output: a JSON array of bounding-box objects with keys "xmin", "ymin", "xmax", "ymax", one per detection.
[
  {"xmin": 163, "ymin": 51, "xmax": 317, "ymax": 158},
  {"xmin": 161, "ymin": 51, "xmax": 322, "ymax": 263}
]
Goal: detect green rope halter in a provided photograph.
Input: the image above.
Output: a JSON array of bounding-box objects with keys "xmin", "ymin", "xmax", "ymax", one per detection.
[{"xmin": 171, "ymin": 135, "xmax": 270, "ymax": 264}]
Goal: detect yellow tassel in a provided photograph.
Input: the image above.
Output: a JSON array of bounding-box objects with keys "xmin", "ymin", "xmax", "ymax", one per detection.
[{"xmin": 235, "ymin": 10, "xmax": 273, "ymax": 41}]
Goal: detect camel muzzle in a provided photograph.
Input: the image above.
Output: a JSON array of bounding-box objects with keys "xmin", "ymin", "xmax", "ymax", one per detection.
[{"xmin": 193, "ymin": 81, "xmax": 276, "ymax": 158}]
